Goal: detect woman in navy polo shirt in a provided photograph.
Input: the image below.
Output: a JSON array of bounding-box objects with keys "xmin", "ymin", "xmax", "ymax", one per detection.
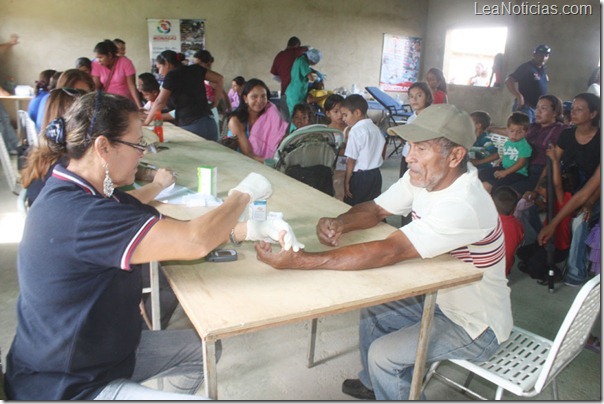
[{"xmin": 4, "ymin": 92, "xmax": 300, "ymax": 400}]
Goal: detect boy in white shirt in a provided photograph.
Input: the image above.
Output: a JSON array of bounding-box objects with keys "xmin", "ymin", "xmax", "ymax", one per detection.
[{"xmin": 341, "ymin": 94, "xmax": 386, "ymax": 205}]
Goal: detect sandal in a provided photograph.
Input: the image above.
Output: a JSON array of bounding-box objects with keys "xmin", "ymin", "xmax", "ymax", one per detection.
[{"xmin": 585, "ymin": 336, "xmax": 601, "ymax": 354}]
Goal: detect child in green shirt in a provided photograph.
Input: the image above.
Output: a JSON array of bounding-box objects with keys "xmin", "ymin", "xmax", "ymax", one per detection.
[{"xmin": 479, "ymin": 111, "xmax": 532, "ymax": 193}]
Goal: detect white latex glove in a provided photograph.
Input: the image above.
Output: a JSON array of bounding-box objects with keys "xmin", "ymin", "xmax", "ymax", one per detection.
[
  {"xmin": 228, "ymin": 172, "xmax": 272, "ymax": 202},
  {"xmin": 245, "ymin": 219, "xmax": 305, "ymax": 252}
]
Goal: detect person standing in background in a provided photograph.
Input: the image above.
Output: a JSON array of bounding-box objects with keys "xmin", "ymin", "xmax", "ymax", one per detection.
[
  {"xmin": 146, "ymin": 50, "xmax": 223, "ymax": 141},
  {"xmin": 91, "ymin": 39, "xmax": 142, "ymax": 109},
  {"xmin": 505, "ymin": 44, "xmax": 551, "ymax": 123},
  {"xmin": 270, "ymin": 36, "xmax": 308, "ymax": 121}
]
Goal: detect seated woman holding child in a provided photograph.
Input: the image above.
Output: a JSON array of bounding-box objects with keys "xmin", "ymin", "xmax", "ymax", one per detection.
[{"xmin": 227, "ymin": 78, "xmax": 288, "ymax": 163}]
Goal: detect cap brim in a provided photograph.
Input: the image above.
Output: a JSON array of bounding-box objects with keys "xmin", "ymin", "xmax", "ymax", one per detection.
[{"xmin": 387, "ymin": 122, "xmax": 443, "ymax": 144}]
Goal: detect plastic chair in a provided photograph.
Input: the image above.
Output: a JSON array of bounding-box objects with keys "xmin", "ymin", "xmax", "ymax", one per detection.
[
  {"xmin": 18, "ymin": 110, "xmax": 39, "ymax": 148},
  {"xmin": 487, "ymin": 133, "xmax": 508, "ymax": 167},
  {"xmin": 422, "ymin": 274, "xmax": 601, "ymax": 400}
]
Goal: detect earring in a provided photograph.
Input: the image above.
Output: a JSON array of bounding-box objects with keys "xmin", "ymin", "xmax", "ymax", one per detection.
[{"xmin": 103, "ymin": 162, "xmax": 114, "ymax": 198}]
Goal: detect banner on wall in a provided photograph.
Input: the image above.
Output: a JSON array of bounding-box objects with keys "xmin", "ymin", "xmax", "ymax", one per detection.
[
  {"xmin": 379, "ymin": 34, "xmax": 421, "ymax": 92},
  {"xmin": 147, "ymin": 19, "xmax": 205, "ymax": 75}
]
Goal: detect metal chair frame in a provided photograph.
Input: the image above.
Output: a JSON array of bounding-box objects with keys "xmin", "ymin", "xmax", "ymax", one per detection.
[{"xmin": 365, "ymin": 86, "xmax": 412, "ymax": 158}]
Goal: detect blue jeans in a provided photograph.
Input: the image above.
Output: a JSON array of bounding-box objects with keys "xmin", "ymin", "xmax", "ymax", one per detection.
[
  {"xmin": 513, "ymin": 101, "xmax": 536, "ymax": 123},
  {"xmin": 181, "ymin": 115, "xmax": 218, "ymax": 141},
  {"xmin": 0, "ymin": 103, "xmax": 19, "ymax": 151},
  {"xmin": 565, "ymin": 212, "xmax": 590, "ymax": 283},
  {"xmin": 358, "ymin": 296, "xmax": 500, "ymax": 400},
  {"xmin": 93, "ymin": 329, "xmax": 220, "ymax": 400},
  {"xmin": 519, "ymin": 203, "xmax": 543, "ymax": 246}
]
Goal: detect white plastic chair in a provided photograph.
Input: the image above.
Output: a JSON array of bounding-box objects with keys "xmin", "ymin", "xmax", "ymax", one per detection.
[
  {"xmin": 18, "ymin": 109, "xmax": 39, "ymax": 148},
  {"xmin": 488, "ymin": 133, "xmax": 508, "ymax": 167},
  {"xmin": 422, "ymin": 274, "xmax": 601, "ymax": 400}
]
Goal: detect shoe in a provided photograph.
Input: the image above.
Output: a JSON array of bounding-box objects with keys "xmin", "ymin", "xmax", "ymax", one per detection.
[
  {"xmin": 537, "ymin": 273, "xmax": 564, "ymax": 285},
  {"xmin": 585, "ymin": 336, "xmax": 601, "ymax": 354},
  {"xmin": 564, "ymin": 278, "xmax": 585, "ymax": 288},
  {"xmin": 342, "ymin": 379, "xmax": 376, "ymax": 400}
]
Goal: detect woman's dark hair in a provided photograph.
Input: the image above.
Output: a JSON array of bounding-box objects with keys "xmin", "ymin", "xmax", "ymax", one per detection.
[
  {"xmin": 93, "ymin": 39, "xmax": 118, "ymax": 56},
  {"xmin": 233, "ymin": 78, "xmax": 271, "ymax": 123},
  {"xmin": 156, "ymin": 50, "xmax": 184, "ymax": 67},
  {"xmin": 35, "ymin": 69, "xmax": 57, "ymax": 96},
  {"xmin": 408, "ymin": 81, "xmax": 434, "ymax": 108},
  {"xmin": 573, "ymin": 92, "xmax": 601, "ymax": 127},
  {"xmin": 233, "ymin": 76, "xmax": 246, "ymax": 86},
  {"xmin": 538, "ymin": 94, "xmax": 563, "ymax": 122},
  {"xmin": 323, "ymin": 94, "xmax": 344, "ymax": 112},
  {"xmin": 194, "ymin": 49, "xmax": 214, "ymax": 64},
  {"xmin": 61, "ymin": 92, "xmax": 138, "ymax": 160},
  {"xmin": 427, "ymin": 67, "xmax": 447, "ymax": 93},
  {"xmin": 138, "ymin": 72, "xmax": 160, "ymax": 93},
  {"xmin": 75, "ymin": 57, "xmax": 92, "ymax": 70}
]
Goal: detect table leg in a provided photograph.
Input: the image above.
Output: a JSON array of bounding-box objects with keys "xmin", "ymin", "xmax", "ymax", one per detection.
[
  {"xmin": 203, "ymin": 339, "xmax": 218, "ymax": 399},
  {"xmin": 0, "ymin": 127, "xmax": 19, "ymax": 194},
  {"xmin": 149, "ymin": 261, "xmax": 161, "ymax": 330},
  {"xmin": 306, "ymin": 318, "xmax": 318, "ymax": 368},
  {"xmin": 408, "ymin": 291, "xmax": 437, "ymax": 400},
  {"xmin": 15, "ymin": 100, "xmax": 22, "ymax": 140}
]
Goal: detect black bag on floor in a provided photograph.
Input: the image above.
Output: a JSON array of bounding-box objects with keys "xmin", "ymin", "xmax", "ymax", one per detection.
[
  {"xmin": 516, "ymin": 242, "xmax": 566, "ymax": 280},
  {"xmin": 285, "ymin": 164, "xmax": 334, "ymax": 196}
]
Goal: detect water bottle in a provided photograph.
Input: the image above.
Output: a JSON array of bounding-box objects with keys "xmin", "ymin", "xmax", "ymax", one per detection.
[{"xmin": 153, "ymin": 111, "xmax": 164, "ymax": 142}]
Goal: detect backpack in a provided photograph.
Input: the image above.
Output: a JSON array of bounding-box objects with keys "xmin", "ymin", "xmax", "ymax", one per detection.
[{"xmin": 516, "ymin": 242, "xmax": 566, "ymax": 280}]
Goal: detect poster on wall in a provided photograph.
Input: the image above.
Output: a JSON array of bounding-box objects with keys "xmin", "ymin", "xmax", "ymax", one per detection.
[
  {"xmin": 379, "ymin": 34, "xmax": 421, "ymax": 92},
  {"xmin": 147, "ymin": 19, "xmax": 205, "ymax": 75}
]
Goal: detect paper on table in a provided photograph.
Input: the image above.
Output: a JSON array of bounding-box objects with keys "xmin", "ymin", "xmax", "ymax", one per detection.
[{"xmin": 133, "ymin": 182, "xmax": 223, "ymax": 206}]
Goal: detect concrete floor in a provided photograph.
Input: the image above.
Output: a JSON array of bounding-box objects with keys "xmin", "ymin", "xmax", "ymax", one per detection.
[{"xmin": 0, "ymin": 143, "xmax": 601, "ymax": 400}]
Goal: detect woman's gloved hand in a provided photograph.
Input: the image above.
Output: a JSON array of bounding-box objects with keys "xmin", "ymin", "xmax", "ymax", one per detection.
[{"xmin": 228, "ymin": 172, "xmax": 272, "ymax": 202}]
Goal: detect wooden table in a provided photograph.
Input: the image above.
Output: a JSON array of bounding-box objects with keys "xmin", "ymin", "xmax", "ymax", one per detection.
[{"xmin": 142, "ymin": 123, "xmax": 483, "ymax": 400}]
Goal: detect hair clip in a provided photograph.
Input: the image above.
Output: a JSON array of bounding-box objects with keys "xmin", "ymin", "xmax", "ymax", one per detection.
[{"xmin": 45, "ymin": 117, "xmax": 67, "ymax": 145}]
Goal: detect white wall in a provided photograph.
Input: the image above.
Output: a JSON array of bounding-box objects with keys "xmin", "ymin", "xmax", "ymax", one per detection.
[{"xmin": 0, "ymin": 0, "xmax": 427, "ymax": 93}]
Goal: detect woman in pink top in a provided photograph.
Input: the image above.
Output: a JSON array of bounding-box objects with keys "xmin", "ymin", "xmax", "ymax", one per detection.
[{"xmin": 91, "ymin": 39, "xmax": 142, "ymax": 108}]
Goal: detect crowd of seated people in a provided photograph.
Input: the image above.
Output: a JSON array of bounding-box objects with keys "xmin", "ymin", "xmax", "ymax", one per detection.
[{"xmin": 468, "ymin": 91, "xmax": 600, "ymax": 292}]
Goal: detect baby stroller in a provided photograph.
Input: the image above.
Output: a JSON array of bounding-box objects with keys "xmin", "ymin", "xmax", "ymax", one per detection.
[{"xmin": 274, "ymin": 124, "xmax": 343, "ymax": 196}]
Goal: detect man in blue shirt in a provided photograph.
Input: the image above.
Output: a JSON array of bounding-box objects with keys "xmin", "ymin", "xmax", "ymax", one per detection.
[{"xmin": 505, "ymin": 44, "xmax": 551, "ymax": 123}]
